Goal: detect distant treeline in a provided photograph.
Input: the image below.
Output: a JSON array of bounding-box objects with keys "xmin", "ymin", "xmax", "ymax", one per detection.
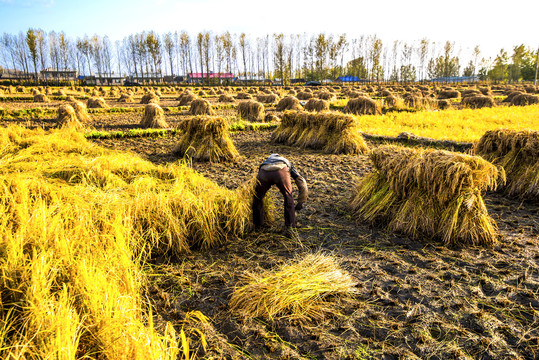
[{"xmin": 0, "ymin": 29, "xmax": 537, "ymax": 84}]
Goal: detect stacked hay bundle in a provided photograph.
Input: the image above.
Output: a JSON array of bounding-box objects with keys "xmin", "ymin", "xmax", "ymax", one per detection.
[
  {"xmin": 189, "ymin": 98, "xmax": 215, "ymax": 115},
  {"xmin": 502, "ymin": 90, "xmax": 524, "ymax": 103},
  {"xmin": 265, "ymin": 114, "xmax": 279, "ymax": 122},
  {"xmin": 173, "ymin": 116, "xmax": 239, "ymax": 162},
  {"xmin": 510, "ymin": 93, "xmax": 539, "ymax": 106},
  {"xmin": 87, "ymin": 97, "xmax": 109, "ymax": 109},
  {"xmin": 236, "ymin": 92, "xmax": 252, "ymax": 100},
  {"xmin": 177, "ymin": 92, "xmax": 197, "ymax": 106},
  {"xmin": 461, "ymin": 89, "xmax": 482, "ymax": 97},
  {"xmin": 118, "ymin": 93, "xmax": 135, "ymax": 103},
  {"xmin": 271, "ymin": 111, "xmax": 369, "ymax": 154},
  {"xmin": 65, "ymin": 95, "xmax": 77, "ymax": 102},
  {"xmin": 276, "ymin": 96, "xmax": 303, "ymax": 111},
  {"xmin": 344, "ymin": 97, "xmax": 382, "ymax": 115},
  {"xmin": 256, "ymin": 94, "xmax": 279, "ymax": 104},
  {"xmin": 71, "ymin": 101, "xmax": 91, "ymax": 123},
  {"xmin": 237, "ymin": 100, "xmax": 265, "ymax": 121},
  {"xmin": 317, "ymin": 92, "xmax": 336, "ymax": 101},
  {"xmin": 230, "ymin": 253, "xmax": 357, "ymax": 322},
  {"xmin": 437, "ymin": 99, "xmax": 452, "ymax": 110},
  {"xmin": 479, "ymin": 87, "xmax": 493, "ymax": 96},
  {"xmin": 56, "ymin": 104, "xmax": 83, "ymax": 129},
  {"xmin": 55, "ymin": 88, "xmax": 67, "ymax": 96},
  {"xmin": 218, "ymin": 94, "xmax": 235, "ymax": 102},
  {"xmin": 304, "ymin": 98, "xmax": 330, "ymax": 112},
  {"xmin": 109, "ymin": 87, "xmax": 120, "ymax": 97},
  {"xmin": 461, "ymin": 95, "xmax": 495, "ymax": 109},
  {"xmin": 140, "ymin": 92, "xmax": 159, "ymax": 105},
  {"xmin": 384, "ymin": 95, "xmax": 404, "ymax": 110},
  {"xmin": 296, "ymin": 91, "xmax": 314, "ymax": 100},
  {"xmin": 34, "ymin": 93, "xmax": 50, "ymax": 103},
  {"xmin": 32, "ymin": 88, "xmax": 41, "ymax": 95},
  {"xmin": 438, "ymin": 89, "xmax": 460, "ymax": 99},
  {"xmin": 139, "ymin": 103, "xmax": 169, "ymax": 129},
  {"xmin": 475, "ymin": 129, "xmax": 538, "ymax": 200},
  {"xmin": 349, "ymin": 145, "xmax": 503, "ymax": 246},
  {"xmin": 403, "ymin": 94, "xmax": 427, "ymax": 109}
]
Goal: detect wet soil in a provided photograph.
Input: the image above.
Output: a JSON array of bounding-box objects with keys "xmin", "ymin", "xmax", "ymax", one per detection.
[{"xmin": 91, "ymin": 130, "xmax": 539, "ymax": 360}]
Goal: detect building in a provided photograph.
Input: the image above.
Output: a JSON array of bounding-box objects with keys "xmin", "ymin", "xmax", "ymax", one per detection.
[
  {"xmin": 430, "ymin": 76, "xmax": 479, "ymax": 83},
  {"xmin": 81, "ymin": 74, "xmax": 125, "ymax": 86},
  {"xmin": 236, "ymin": 75, "xmax": 271, "ymax": 84},
  {"xmin": 336, "ymin": 75, "xmax": 370, "ymax": 83},
  {"xmin": 40, "ymin": 68, "xmax": 78, "ymax": 80},
  {"xmin": 187, "ymin": 72, "xmax": 234, "ymax": 84}
]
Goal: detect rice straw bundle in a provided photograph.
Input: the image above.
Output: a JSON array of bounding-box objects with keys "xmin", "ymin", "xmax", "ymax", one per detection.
[
  {"xmin": 139, "ymin": 103, "xmax": 169, "ymax": 129},
  {"xmin": 349, "ymin": 145, "xmax": 504, "ymax": 246},
  {"xmin": 237, "ymin": 100, "xmax": 265, "ymax": 121},
  {"xmin": 56, "ymin": 104, "xmax": 83, "ymax": 129},
  {"xmin": 475, "ymin": 129, "xmax": 539, "ymax": 200},
  {"xmin": 304, "ymin": 98, "xmax": 330, "ymax": 112},
  {"xmin": 230, "ymin": 253, "xmax": 357, "ymax": 322},
  {"xmin": 173, "ymin": 116, "xmax": 239, "ymax": 162},
  {"xmin": 344, "ymin": 97, "xmax": 382, "ymax": 115},
  {"xmin": 275, "ymin": 96, "xmax": 303, "ymax": 111},
  {"xmin": 271, "ymin": 110, "xmax": 369, "ymax": 154},
  {"xmin": 189, "ymin": 98, "xmax": 215, "ymax": 115},
  {"xmin": 87, "ymin": 97, "xmax": 109, "ymax": 109}
]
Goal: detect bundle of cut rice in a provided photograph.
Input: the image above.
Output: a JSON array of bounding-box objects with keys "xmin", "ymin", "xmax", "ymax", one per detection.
[
  {"xmin": 139, "ymin": 103, "xmax": 169, "ymax": 129},
  {"xmin": 344, "ymin": 97, "xmax": 382, "ymax": 115},
  {"xmin": 475, "ymin": 129, "xmax": 539, "ymax": 200},
  {"xmin": 189, "ymin": 98, "xmax": 215, "ymax": 115},
  {"xmin": 237, "ymin": 100, "xmax": 265, "ymax": 121},
  {"xmin": 173, "ymin": 116, "xmax": 239, "ymax": 162},
  {"xmin": 271, "ymin": 110, "xmax": 369, "ymax": 154},
  {"xmin": 349, "ymin": 145, "xmax": 504, "ymax": 246}
]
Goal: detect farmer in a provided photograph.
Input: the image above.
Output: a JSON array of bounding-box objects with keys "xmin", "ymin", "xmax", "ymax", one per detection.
[{"xmin": 252, "ymin": 154, "xmax": 308, "ymax": 235}]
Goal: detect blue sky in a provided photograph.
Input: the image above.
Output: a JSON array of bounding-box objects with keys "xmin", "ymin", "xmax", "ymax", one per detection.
[{"xmin": 1, "ymin": 0, "xmax": 538, "ymax": 59}]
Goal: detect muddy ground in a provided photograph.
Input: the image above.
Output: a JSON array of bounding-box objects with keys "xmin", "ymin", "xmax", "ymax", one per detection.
[
  {"xmin": 1, "ymin": 94, "xmax": 537, "ymax": 359},
  {"xmin": 90, "ymin": 129, "xmax": 539, "ymax": 360}
]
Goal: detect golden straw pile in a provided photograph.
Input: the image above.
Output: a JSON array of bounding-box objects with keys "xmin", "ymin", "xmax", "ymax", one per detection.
[
  {"xmin": 174, "ymin": 116, "xmax": 239, "ymax": 162},
  {"xmin": 271, "ymin": 110, "xmax": 369, "ymax": 154},
  {"xmin": 349, "ymin": 145, "xmax": 504, "ymax": 246},
  {"xmin": 0, "ymin": 126, "xmax": 254, "ymax": 358},
  {"xmin": 230, "ymin": 253, "xmax": 357, "ymax": 323},
  {"xmin": 475, "ymin": 129, "xmax": 539, "ymax": 200}
]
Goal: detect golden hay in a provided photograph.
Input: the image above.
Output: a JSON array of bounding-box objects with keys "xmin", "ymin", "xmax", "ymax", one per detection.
[
  {"xmin": 265, "ymin": 114, "xmax": 279, "ymax": 122},
  {"xmin": 56, "ymin": 104, "xmax": 83, "ymax": 129},
  {"xmin": 177, "ymin": 92, "xmax": 198, "ymax": 106},
  {"xmin": 304, "ymin": 98, "xmax": 330, "ymax": 112},
  {"xmin": 502, "ymin": 90, "xmax": 524, "ymax": 103},
  {"xmin": 118, "ymin": 93, "xmax": 134, "ymax": 103},
  {"xmin": 237, "ymin": 100, "xmax": 265, "ymax": 122},
  {"xmin": 461, "ymin": 89, "xmax": 482, "ymax": 97},
  {"xmin": 475, "ymin": 129, "xmax": 539, "ymax": 200},
  {"xmin": 276, "ymin": 96, "xmax": 303, "ymax": 111},
  {"xmin": 349, "ymin": 145, "xmax": 503, "ymax": 246},
  {"xmin": 510, "ymin": 94, "xmax": 539, "ymax": 106},
  {"xmin": 316, "ymin": 92, "xmax": 336, "ymax": 101},
  {"xmin": 256, "ymin": 94, "xmax": 279, "ymax": 104},
  {"xmin": 384, "ymin": 95, "xmax": 404, "ymax": 109},
  {"xmin": 461, "ymin": 95, "xmax": 495, "ymax": 109},
  {"xmin": 87, "ymin": 97, "xmax": 109, "ymax": 109},
  {"xmin": 296, "ymin": 91, "xmax": 314, "ymax": 100},
  {"xmin": 65, "ymin": 95, "xmax": 76, "ymax": 102},
  {"xmin": 32, "ymin": 88, "xmax": 41, "ymax": 95},
  {"xmin": 271, "ymin": 110, "xmax": 369, "ymax": 154},
  {"xmin": 403, "ymin": 94, "xmax": 427, "ymax": 109},
  {"xmin": 235, "ymin": 92, "xmax": 252, "ymax": 100},
  {"xmin": 173, "ymin": 116, "xmax": 239, "ymax": 162},
  {"xmin": 344, "ymin": 97, "xmax": 382, "ymax": 115},
  {"xmin": 72, "ymin": 101, "xmax": 91, "ymax": 123},
  {"xmin": 218, "ymin": 94, "xmax": 235, "ymax": 102},
  {"xmin": 140, "ymin": 92, "xmax": 160, "ymax": 105},
  {"xmin": 437, "ymin": 99, "xmax": 452, "ymax": 110},
  {"xmin": 189, "ymin": 98, "xmax": 215, "ymax": 115},
  {"xmin": 55, "ymin": 88, "xmax": 67, "ymax": 96},
  {"xmin": 438, "ymin": 90, "xmax": 461, "ymax": 99},
  {"xmin": 34, "ymin": 94, "xmax": 50, "ymax": 103},
  {"xmin": 139, "ymin": 103, "xmax": 169, "ymax": 129},
  {"xmin": 229, "ymin": 253, "xmax": 357, "ymax": 322}
]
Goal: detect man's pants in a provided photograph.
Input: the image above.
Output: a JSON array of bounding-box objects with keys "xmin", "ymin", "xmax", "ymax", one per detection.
[{"xmin": 252, "ymin": 167, "xmax": 296, "ymax": 227}]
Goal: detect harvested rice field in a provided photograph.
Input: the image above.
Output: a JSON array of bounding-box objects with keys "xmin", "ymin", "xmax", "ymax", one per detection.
[{"xmin": 0, "ymin": 84, "xmax": 538, "ymax": 360}]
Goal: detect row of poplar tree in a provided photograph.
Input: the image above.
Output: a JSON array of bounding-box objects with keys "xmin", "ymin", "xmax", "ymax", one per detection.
[{"xmin": 1, "ymin": 29, "xmax": 537, "ymax": 83}]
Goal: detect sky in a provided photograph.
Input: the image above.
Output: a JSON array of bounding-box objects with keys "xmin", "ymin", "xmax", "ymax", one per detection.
[{"xmin": 0, "ymin": 0, "xmax": 538, "ymax": 61}]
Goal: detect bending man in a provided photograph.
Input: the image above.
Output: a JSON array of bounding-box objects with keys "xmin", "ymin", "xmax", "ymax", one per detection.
[{"xmin": 252, "ymin": 154, "xmax": 308, "ymax": 232}]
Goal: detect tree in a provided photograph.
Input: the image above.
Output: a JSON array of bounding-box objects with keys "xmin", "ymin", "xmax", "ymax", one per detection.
[
  {"xmin": 26, "ymin": 28, "xmax": 39, "ymax": 81},
  {"xmin": 418, "ymin": 38, "xmax": 429, "ymax": 81},
  {"xmin": 163, "ymin": 32, "xmax": 175, "ymax": 78},
  {"xmin": 508, "ymin": 44, "xmax": 526, "ymax": 82},
  {"xmin": 239, "ymin": 33, "xmax": 249, "ymax": 78},
  {"xmin": 488, "ymin": 49, "xmax": 508, "ymax": 82},
  {"xmin": 369, "ymin": 35, "xmax": 383, "ymax": 81},
  {"xmin": 146, "ymin": 31, "xmax": 162, "ymax": 79},
  {"xmin": 273, "ymin": 33, "xmax": 288, "ymax": 84}
]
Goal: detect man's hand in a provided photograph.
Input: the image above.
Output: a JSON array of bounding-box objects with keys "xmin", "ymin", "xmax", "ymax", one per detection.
[{"xmin": 295, "ymin": 203, "xmax": 303, "ymax": 211}]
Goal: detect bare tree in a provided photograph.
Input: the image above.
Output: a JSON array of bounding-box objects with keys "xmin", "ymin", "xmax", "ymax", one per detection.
[
  {"xmin": 239, "ymin": 33, "xmax": 249, "ymax": 79},
  {"xmin": 163, "ymin": 32, "xmax": 175, "ymax": 78}
]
